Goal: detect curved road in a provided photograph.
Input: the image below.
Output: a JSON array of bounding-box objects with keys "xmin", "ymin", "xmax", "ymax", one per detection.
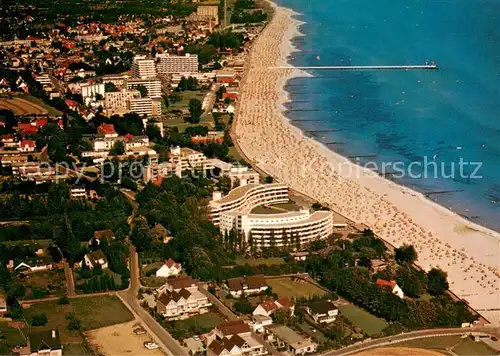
[{"xmin": 323, "ymin": 326, "xmax": 500, "ymax": 356}]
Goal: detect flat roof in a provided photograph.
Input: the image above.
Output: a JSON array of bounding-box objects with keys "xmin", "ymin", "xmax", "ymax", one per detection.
[
  {"xmin": 247, "ymin": 210, "xmax": 332, "ymax": 228},
  {"xmin": 212, "ymin": 183, "xmax": 287, "ymax": 205}
]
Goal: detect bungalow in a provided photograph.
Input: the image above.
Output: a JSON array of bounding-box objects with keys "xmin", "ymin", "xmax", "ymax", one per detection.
[
  {"xmin": 28, "ymin": 329, "xmax": 62, "ymax": 356},
  {"xmin": 226, "ymin": 274, "xmax": 268, "ymax": 298},
  {"xmin": 253, "ymin": 297, "xmax": 294, "ymax": 318},
  {"xmin": 82, "ymin": 250, "xmax": 108, "ymax": 270},
  {"xmin": 305, "ymin": 300, "xmax": 338, "ymax": 324},
  {"xmin": 376, "ymin": 279, "xmax": 404, "ymax": 299},
  {"xmin": 156, "ymin": 258, "xmax": 182, "ymax": 278},
  {"xmin": 265, "ymin": 324, "xmax": 317, "ymax": 355},
  {"xmin": 91, "ymin": 229, "xmax": 115, "ymax": 245},
  {"xmin": 9, "ymin": 257, "xmax": 53, "ymax": 273}
]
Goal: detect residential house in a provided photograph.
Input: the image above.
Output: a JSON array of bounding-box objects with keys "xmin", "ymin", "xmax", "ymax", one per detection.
[
  {"xmin": 9, "ymin": 257, "xmax": 53, "ymax": 273},
  {"xmin": 265, "ymin": 324, "xmax": 317, "ymax": 355},
  {"xmin": 158, "ymin": 275, "xmax": 200, "ymax": 295},
  {"xmin": 91, "ymin": 229, "xmax": 115, "ymax": 245},
  {"xmin": 97, "ymin": 123, "xmax": 118, "ymax": 138},
  {"xmin": 305, "ymin": 300, "xmax": 338, "ymax": 324},
  {"xmin": 226, "ymin": 274, "xmax": 268, "ymax": 298},
  {"xmin": 28, "ymin": 329, "xmax": 62, "ymax": 356},
  {"xmin": 156, "ymin": 286, "xmax": 211, "ymax": 320},
  {"xmin": 82, "ymin": 250, "xmax": 108, "ymax": 270},
  {"xmin": 150, "ymin": 223, "xmax": 171, "ymax": 244},
  {"xmin": 206, "ymin": 320, "xmax": 267, "ymax": 356},
  {"xmin": 155, "ymin": 258, "xmax": 182, "ymax": 278},
  {"xmin": 376, "ymin": 279, "xmax": 404, "ymax": 299},
  {"xmin": 253, "ymin": 297, "xmax": 295, "ymax": 318},
  {"xmin": 289, "ymin": 252, "xmax": 309, "ymax": 262}
]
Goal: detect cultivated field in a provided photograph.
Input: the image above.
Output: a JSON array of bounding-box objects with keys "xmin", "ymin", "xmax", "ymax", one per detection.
[
  {"xmin": 394, "ymin": 335, "xmax": 498, "ymax": 356},
  {"xmin": 337, "ymin": 304, "xmax": 388, "ymax": 336},
  {"xmin": 267, "ymin": 277, "xmax": 327, "ymax": 299},
  {"xmin": 0, "ymin": 97, "xmax": 48, "ymax": 115},
  {"xmin": 86, "ymin": 320, "xmax": 164, "ymax": 356}
]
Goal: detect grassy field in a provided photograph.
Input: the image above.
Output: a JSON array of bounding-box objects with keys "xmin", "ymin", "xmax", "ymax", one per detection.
[
  {"xmin": 235, "ymin": 257, "xmax": 285, "ymax": 266},
  {"xmin": 0, "ymin": 322, "xmax": 26, "ymax": 348},
  {"xmin": 23, "ymin": 296, "xmax": 133, "ymax": 344},
  {"xmin": 172, "ymin": 312, "xmax": 224, "ymax": 333},
  {"xmin": 267, "ymin": 278, "xmax": 327, "ymax": 299},
  {"xmin": 297, "ymin": 321, "xmax": 328, "ymax": 344},
  {"xmin": 162, "ymin": 115, "xmax": 214, "ymax": 132},
  {"xmin": 337, "ymin": 304, "xmax": 388, "ymax": 336},
  {"xmin": 227, "ymin": 146, "xmax": 245, "ymax": 163},
  {"xmin": 167, "ymin": 90, "xmax": 206, "ymax": 111}
]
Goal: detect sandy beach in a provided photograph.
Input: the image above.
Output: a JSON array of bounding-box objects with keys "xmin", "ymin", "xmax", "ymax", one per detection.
[{"xmin": 234, "ymin": 2, "xmax": 500, "ymax": 323}]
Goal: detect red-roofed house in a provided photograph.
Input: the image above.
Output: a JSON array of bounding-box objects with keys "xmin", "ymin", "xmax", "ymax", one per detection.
[
  {"xmin": 19, "ymin": 139, "xmax": 36, "ymax": 152},
  {"xmin": 376, "ymin": 279, "xmax": 404, "ymax": 299},
  {"xmin": 65, "ymin": 99, "xmax": 79, "ymax": 111},
  {"xmin": 222, "ymin": 92, "xmax": 238, "ymax": 101},
  {"xmin": 155, "ymin": 258, "xmax": 182, "ymax": 278},
  {"xmin": 17, "ymin": 123, "xmax": 38, "ymax": 136},
  {"xmin": 253, "ymin": 297, "xmax": 294, "ymax": 318},
  {"xmin": 35, "ymin": 118, "xmax": 48, "ymax": 128},
  {"xmin": 97, "ymin": 124, "xmax": 118, "ymax": 138}
]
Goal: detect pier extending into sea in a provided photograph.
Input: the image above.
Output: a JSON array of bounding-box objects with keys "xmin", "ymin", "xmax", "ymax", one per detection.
[{"xmin": 270, "ymin": 64, "xmax": 438, "ymax": 70}]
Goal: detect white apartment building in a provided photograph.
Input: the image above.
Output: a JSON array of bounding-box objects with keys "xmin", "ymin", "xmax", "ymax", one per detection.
[
  {"xmin": 211, "ymin": 159, "xmax": 260, "ymax": 187},
  {"xmin": 220, "ymin": 209, "xmax": 334, "ymax": 249},
  {"xmin": 209, "ymin": 183, "xmax": 289, "ymax": 225},
  {"xmin": 196, "ymin": 5, "xmax": 219, "ymax": 21},
  {"xmin": 126, "ymin": 78, "xmax": 162, "ymax": 98},
  {"xmin": 34, "ymin": 73, "xmax": 52, "ymax": 86},
  {"xmin": 131, "ymin": 55, "xmax": 157, "ymax": 78},
  {"xmin": 168, "ymin": 146, "xmax": 214, "ymax": 177},
  {"xmin": 102, "ymin": 73, "xmax": 130, "ymax": 88},
  {"xmin": 81, "ymin": 83, "xmax": 105, "ymax": 105},
  {"xmin": 104, "ymin": 89, "xmax": 139, "ymax": 115},
  {"xmin": 209, "ymin": 184, "xmax": 333, "ymax": 249},
  {"xmin": 156, "ymin": 53, "xmax": 199, "ymax": 74},
  {"xmin": 128, "ymin": 97, "xmax": 162, "ymax": 116}
]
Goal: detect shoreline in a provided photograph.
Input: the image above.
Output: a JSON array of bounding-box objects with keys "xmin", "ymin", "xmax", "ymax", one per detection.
[{"xmin": 233, "ymin": 1, "xmax": 500, "ymax": 323}]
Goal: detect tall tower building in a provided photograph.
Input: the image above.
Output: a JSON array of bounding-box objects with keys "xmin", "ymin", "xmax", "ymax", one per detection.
[{"xmin": 131, "ymin": 55, "xmax": 157, "ymax": 79}]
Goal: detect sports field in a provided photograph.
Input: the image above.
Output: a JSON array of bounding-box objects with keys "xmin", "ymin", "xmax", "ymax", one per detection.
[{"xmin": 267, "ymin": 277, "xmax": 327, "ymax": 299}]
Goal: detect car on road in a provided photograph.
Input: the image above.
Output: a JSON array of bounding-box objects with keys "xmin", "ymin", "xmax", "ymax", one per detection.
[{"xmin": 144, "ymin": 342, "xmax": 159, "ymax": 350}]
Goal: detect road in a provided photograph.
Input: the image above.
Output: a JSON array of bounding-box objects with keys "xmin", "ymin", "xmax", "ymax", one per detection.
[
  {"xmin": 323, "ymin": 326, "xmax": 500, "ymax": 356},
  {"xmin": 117, "ymin": 190, "xmax": 188, "ymax": 356},
  {"xmin": 200, "ymin": 83, "xmax": 219, "ymax": 119},
  {"xmin": 63, "ymin": 261, "xmax": 75, "ymax": 297},
  {"xmin": 118, "ymin": 244, "xmax": 188, "ymax": 356}
]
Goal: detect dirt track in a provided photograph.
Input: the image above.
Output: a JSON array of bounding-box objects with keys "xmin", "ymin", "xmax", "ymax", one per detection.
[{"xmin": 0, "ymin": 97, "xmax": 48, "ymax": 115}]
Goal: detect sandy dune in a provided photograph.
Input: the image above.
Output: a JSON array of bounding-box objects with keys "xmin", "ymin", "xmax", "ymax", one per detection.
[{"xmin": 234, "ymin": 2, "xmax": 500, "ymax": 323}]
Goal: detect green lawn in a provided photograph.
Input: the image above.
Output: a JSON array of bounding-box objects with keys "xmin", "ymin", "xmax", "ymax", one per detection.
[
  {"xmin": 227, "ymin": 146, "xmax": 244, "ymax": 163},
  {"xmin": 337, "ymin": 304, "xmax": 388, "ymax": 336},
  {"xmin": 162, "ymin": 115, "xmax": 214, "ymax": 132},
  {"xmin": 267, "ymin": 278, "xmax": 327, "ymax": 299},
  {"xmin": 62, "ymin": 342, "xmax": 94, "ymax": 355},
  {"xmin": 394, "ymin": 335, "xmax": 463, "ymax": 352},
  {"xmin": 23, "ymin": 295, "xmax": 133, "ymax": 345},
  {"xmin": 0, "ymin": 322, "xmax": 26, "ymax": 348},
  {"xmin": 452, "ymin": 337, "xmax": 498, "ymax": 356},
  {"xmin": 172, "ymin": 312, "xmax": 224, "ymax": 334},
  {"xmin": 168, "ymin": 90, "xmax": 206, "ymax": 111},
  {"xmin": 235, "ymin": 257, "xmax": 285, "ymax": 266}
]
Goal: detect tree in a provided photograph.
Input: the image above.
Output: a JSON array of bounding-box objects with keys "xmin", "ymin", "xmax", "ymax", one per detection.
[
  {"xmin": 31, "ymin": 313, "xmax": 48, "ymax": 326},
  {"xmin": 216, "ymin": 175, "xmax": 231, "ymax": 194},
  {"xmin": 395, "ymin": 244, "xmax": 417, "ymax": 264},
  {"xmin": 188, "ymin": 98, "xmax": 203, "ymax": 124},
  {"xmin": 56, "ymin": 215, "xmax": 81, "ymax": 263},
  {"xmin": 264, "ymin": 176, "xmax": 273, "ymax": 183},
  {"xmin": 36, "ymin": 123, "xmax": 68, "ymax": 162},
  {"xmin": 145, "ymin": 124, "xmax": 162, "ymax": 141},
  {"xmin": 396, "ymin": 266, "xmax": 427, "ymax": 298},
  {"xmin": 110, "ymin": 141, "xmax": 125, "ymax": 155},
  {"xmin": 105, "ymin": 82, "xmax": 118, "ymax": 92},
  {"xmin": 427, "ymin": 268, "xmax": 449, "ymax": 295},
  {"xmin": 234, "ymin": 297, "xmax": 253, "ymax": 315},
  {"xmin": 136, "ymin": 85, "xmax": 148, "ymax": 98},
  {"xmin": 122, "ymin": 177, "xmax": 138, "ymax": 191}
]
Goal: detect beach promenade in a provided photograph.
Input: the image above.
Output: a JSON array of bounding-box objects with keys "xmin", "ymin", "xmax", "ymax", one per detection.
[{"xmin": 233, "ymin": 2, "xmax": 500, "ymax": 323}]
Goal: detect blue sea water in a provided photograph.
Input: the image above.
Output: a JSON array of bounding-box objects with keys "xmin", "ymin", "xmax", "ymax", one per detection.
[{"xmin": 274, "ymin": 0, "xmax": 500, "ymax": 231}]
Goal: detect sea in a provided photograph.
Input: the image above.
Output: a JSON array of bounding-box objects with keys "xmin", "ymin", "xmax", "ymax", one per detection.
[{"xmin": 274, "ymin": 0, "xmax": 500, "ymax": 231}]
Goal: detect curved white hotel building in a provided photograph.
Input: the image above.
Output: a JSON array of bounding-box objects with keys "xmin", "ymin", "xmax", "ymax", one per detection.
[{"xmin": 209, "ymin": 184, "xmax": 334, "ymax": 248}]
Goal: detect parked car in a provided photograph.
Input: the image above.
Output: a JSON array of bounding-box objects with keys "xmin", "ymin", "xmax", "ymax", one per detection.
[
  {"xmin": 193, "ymin": 335, "xmax": 200, "ymax": 341},
  {"xmin": 144, "ymin": 342, "xmax": 159, "ymax": 350},
  {"xmin": 134, "ymin": 328, "xmax": 146, "ymax": 335}
]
